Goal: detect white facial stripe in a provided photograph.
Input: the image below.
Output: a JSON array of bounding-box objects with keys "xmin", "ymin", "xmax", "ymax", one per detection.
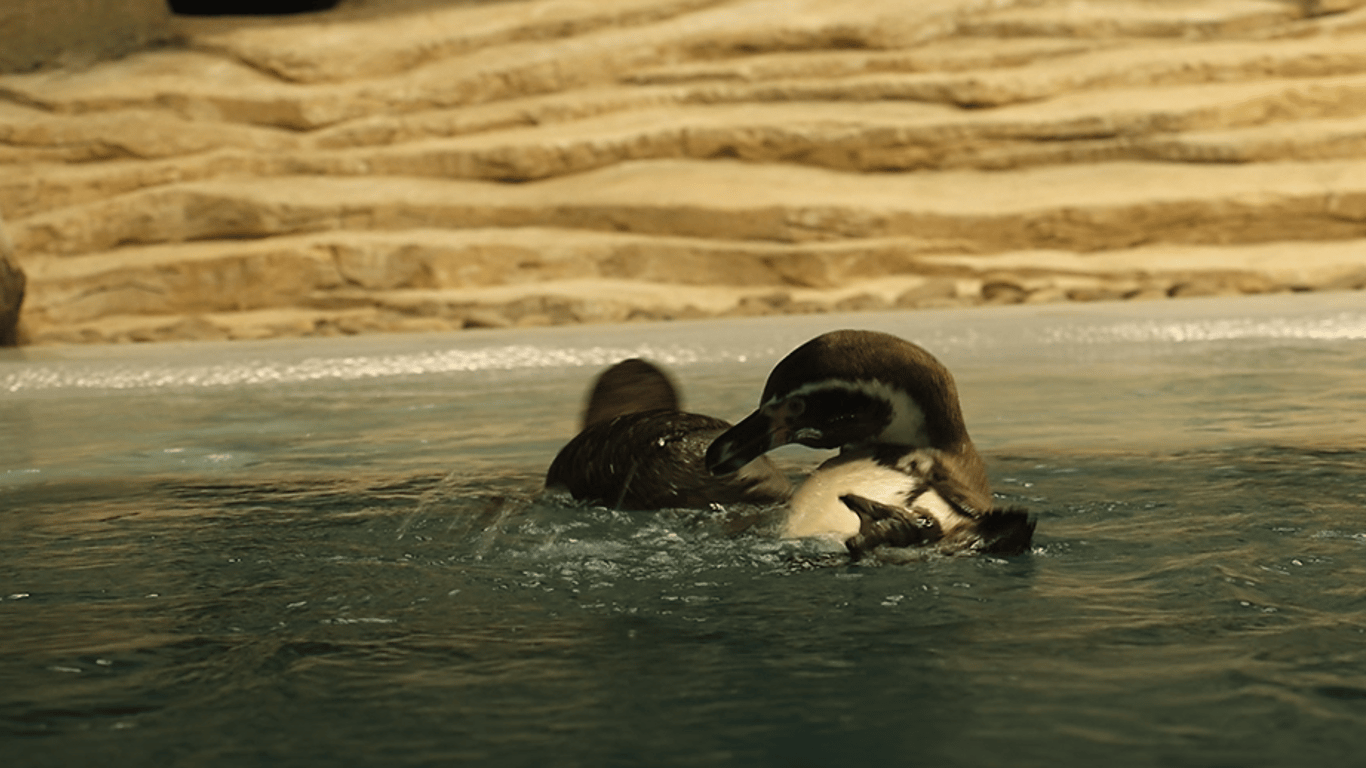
[{"xmin": 765, "ymin": 379, "xmax": 929, "ymax": 447}]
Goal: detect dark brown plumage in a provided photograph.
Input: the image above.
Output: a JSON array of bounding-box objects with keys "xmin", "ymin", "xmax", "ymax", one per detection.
[
  {"xmin": 707, "ymin": 330, "xmax": 1035, "ymax": 557},
  {"xmin": 546, "ymin": 359, "xmax": 791, "ymax": 511}
]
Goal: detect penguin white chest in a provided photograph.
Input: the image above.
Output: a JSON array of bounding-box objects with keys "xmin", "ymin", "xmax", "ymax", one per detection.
[{"xmin": 783, "ymin": 459, "xmax": 919, "ymax": 540}]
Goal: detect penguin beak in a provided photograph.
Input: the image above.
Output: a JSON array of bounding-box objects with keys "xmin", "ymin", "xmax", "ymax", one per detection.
[{"xmin": 705, "ymin": 400, "xmax": 805, "ymax": 476}]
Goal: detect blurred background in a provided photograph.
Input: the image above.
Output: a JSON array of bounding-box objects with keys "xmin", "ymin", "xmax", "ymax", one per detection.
[{"xmin": 2, "ymin": 0, "xmax": 1366, "ymax": 346}]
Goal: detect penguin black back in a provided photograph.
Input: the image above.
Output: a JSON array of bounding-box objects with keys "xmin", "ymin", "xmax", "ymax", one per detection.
[
  {"xmin": 546, "ymin": 359, "xmax": 791, "ymax": 511},
  {"xmin": 581, "ymin": 357, "xmax": 680, "ymax": 428}
]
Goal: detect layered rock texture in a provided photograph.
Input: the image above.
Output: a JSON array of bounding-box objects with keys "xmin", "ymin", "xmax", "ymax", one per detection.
[
  {"xmin": 0, "ymin": 0, "xmax": 169, "ymax": 74},
  {"xmin": 3, "ymin": 0, "xmax": 1366, "ymax": 344}
]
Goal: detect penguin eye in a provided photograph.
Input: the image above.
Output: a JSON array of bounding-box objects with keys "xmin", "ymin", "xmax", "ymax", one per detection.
[{"xmin": 784, "ymin": 396, "xmax": 805, "ymax": 417}]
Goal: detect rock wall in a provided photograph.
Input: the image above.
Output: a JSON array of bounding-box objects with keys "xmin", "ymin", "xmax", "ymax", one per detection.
[
  {"xmin": 0, "ymin": 0, "xmax": 170, "ymax": 74},
  {"xmin": 3, "ymin": 0, "xmax": 1366, "ymax": 344}
]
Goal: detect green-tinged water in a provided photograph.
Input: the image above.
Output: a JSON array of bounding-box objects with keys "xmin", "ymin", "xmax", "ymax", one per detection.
[{"xmin": 3, "ymin": 294, "xmax": 1365, "ymax": 767}]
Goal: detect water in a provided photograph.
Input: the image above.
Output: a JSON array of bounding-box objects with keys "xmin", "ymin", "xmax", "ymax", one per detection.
[{"xmin": 3, "ymin": 293, "xmax": 1366, "ymax": 767}]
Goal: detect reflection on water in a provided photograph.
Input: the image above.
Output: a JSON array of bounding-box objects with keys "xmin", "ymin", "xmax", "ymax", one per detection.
[{"xmin": 3, "ymin": 294, "xmax": 1366, "ymax": 767}]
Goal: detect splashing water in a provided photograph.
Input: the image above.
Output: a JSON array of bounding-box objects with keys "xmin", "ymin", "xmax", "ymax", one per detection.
[{"xmin": 3, "ymin": 293, "xmax": 1365, "ymax": 767}]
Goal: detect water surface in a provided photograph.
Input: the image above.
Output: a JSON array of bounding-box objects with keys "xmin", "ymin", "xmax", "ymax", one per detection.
[{"xmin": 4, "ymin": 293, "xmax": 1366, "ymax": 767}]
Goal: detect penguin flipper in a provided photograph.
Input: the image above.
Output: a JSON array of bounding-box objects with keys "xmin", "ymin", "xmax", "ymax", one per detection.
[
  {"xmin": 969, "ymin": 506, "xmax": 1036, "ymax": 556},
  {"xmin": 840, "ymin": 493, "xmax": 943, "ymax": 558}
]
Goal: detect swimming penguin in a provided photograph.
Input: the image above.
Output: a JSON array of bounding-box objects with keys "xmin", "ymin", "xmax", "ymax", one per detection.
[
  {"xmin": 705, "ymin": 330, "xmax": 1034, "ymax": 557},
  {"xmin": 546, "ymin": 358, "xmax": 792, "ymax": 511}
]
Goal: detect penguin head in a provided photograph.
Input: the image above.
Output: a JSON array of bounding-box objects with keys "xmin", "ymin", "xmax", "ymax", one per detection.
[{"xmin": 706, "ymin": 330, "xmax": 969, "ymax": 475}]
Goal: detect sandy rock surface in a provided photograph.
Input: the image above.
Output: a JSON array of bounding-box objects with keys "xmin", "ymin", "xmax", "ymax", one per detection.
[{"xmin": 3, "ymin": 0, "xmax": 1366, "ymax": 344}]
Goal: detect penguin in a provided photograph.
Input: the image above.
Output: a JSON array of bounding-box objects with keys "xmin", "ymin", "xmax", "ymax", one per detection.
[
  {"xmin": 546, "ymin": 358, "xmax": 792, "ymax": 511},
  {"xmin": 705, "ymin": 330, "xmax": 1034, "ymax": 557}
]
